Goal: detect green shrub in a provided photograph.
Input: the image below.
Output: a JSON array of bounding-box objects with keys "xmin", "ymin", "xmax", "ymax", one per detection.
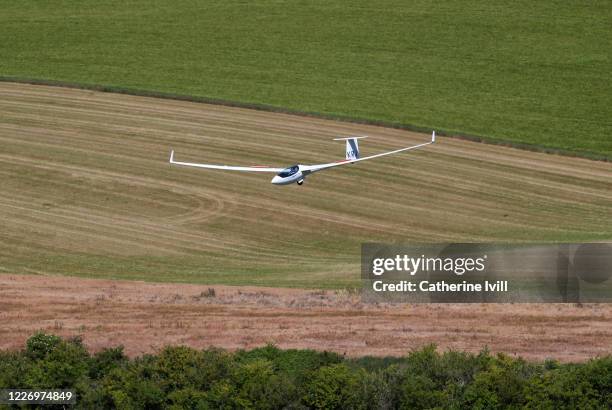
[
  {"xmin": 156, "ymin": 346, "xmax": 208, "ymax": 391},
  {"xmin": 231, "ymin": 358, "xmax": 294, "ymax": 409},
  {"xmin": 0, "ymin": 333, "xmax": 610, "ymax": 409},
  {"xmin": 462, "ymin": 354, "xmax": 539, "ymax": 409},
  {"xmin": 523, "ymin": 357, "xmax": 612, "ymax": 409},
  {"xmin": 237, "ymin": 344, "xmax": 342, "ymax": 379},
  {"xmin": 400, "ymin": 374, "xmax": 447, "ymax": 409},
  {"xmin": 24, "ymin": 335, "xmax": 89, "ymax": 388},
  {"xmin": 101, "ymin": 365, "xmax": 165, "ymax": 410},
  {"xmin": 25, "ymin": 332, "xmax": 62, "ymax": 360},
  {"xmin": 201, "ymin": 380, "xmax": 250, "ymax": 409},
  {"xmin": 89, "ymin": 345, "xmax": 127, "ymax": 379},
  {"xmin": 362, "ymin": 365, "xmax": 405, "ymax": 410},
  {"xmin": 0, "ymin": 350, "xmax": 29, "ymax": 388},
  {"xmin": 302, "ymin": 363, "xmax": 368, "ymax": 409},
  {"xmin": 166, "ymin": 387, "xmax": 209, "ymax": 410}
]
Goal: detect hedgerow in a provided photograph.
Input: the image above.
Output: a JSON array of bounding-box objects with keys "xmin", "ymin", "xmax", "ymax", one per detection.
[{"xmin": 0, "ymin": 332, "xmax": 610, "ymax": 409}]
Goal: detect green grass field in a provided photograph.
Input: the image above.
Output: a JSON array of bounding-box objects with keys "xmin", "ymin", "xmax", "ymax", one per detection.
[{"xmin": 1, "ymin": 0, "xmax": 610, "ymax": 158}]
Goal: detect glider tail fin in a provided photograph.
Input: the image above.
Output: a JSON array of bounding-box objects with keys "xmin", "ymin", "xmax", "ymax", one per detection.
[
  {"xmin": 345, "ymin": 138, "xmax": 360, "ymax": 160},
  {"xmin": 333, "ymin": 136, "xmax": 367, "ymax": 161}
]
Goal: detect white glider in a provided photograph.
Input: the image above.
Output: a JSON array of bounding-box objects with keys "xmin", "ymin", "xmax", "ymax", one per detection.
[{"xmin": 169, "ymin": 131, "xmax": 436, "ymax": 186}]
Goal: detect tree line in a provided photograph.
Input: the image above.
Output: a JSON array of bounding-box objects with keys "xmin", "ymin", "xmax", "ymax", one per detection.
[{"xmin": 0, "ymin": 332, "xmax": 610, "ymax": 409}]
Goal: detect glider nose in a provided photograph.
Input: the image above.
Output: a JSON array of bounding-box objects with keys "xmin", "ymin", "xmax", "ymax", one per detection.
[{"xmin": 271, "ymin": 175, "xmax": 282, "ymax": 185}]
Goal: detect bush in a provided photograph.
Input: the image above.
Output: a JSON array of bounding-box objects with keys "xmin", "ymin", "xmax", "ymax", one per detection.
[
  {"xmin": 523, "ymin": 357, "xmax": 612, "ymax": 409},
  {"xmin": 24, "ymin": 334, "xmax": 89, "ymax": 388},
  {"xmin": 231, "ymin": 358, "xmax": 293, "ymax": 409},
  {"xmin": 236, "ymin": 344, "xmax": 342, "ymax": 383},
  {"xmin": 0, "ymin": 333, "xmax": 609, "ymax": 409},
  {"xmin": 90, "ymin": 346, "xmax": 128, "ymax": 379},
  {"xmin": 400, "ymin": 374, "xmax": 448, "ymax": 409},
  {"xmin": 302, "ymin": 363, "xmax": 368, "ymax": 409},
  {"xmin": 166, "ymin": 387, "xmax": 209, "ymax": 409},
  {"xmin": 462, "ymin": 354, "xmax": 539, "ymax": 409},
  {"xmin": 101, "ymin": 364, "xmax": 165, "ymax": 410},
  {"xmin": 25, "ymin": 332, "xmax": 62, "ymax": 360},
  {"xmin": 0, "ymin": 350, "xmax": 29, "ymax": 388},
  {"xmin": 363, "ymin": 365, "xmax": 405, "ymax": 410},
  {"xmin": 155, "ymin": 346, "xmax": 209, "ymax": 391}
]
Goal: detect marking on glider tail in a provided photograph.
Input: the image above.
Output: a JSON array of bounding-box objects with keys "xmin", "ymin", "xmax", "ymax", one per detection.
[{"xmin": 346, "ymin": 138, "xmax": 360, "ymax": 160}]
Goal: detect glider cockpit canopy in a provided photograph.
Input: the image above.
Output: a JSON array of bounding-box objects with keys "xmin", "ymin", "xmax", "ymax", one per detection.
[{"xmin": 278, "ymin": 165, "xmax": 299, "ymax": 178}]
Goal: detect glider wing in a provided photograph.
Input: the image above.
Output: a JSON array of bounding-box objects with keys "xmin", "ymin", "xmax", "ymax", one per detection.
[
  {"xmin": 305, "ymin": 131, "xmax": 436, "ymax": 173},
  {"xmin": 169, "ymin": 150, "xmax": 284, "ymax": 172}
]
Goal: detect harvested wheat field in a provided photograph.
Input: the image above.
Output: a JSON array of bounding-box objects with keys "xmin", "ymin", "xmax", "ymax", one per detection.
[
  {"xmin": 0, "ymin": 83, "xmax": 611, "ymax": 360},
  {"xmin": 0, "ymin": 82, "xmax": 610, "ymax": 288},
  {"xmin": 0, "ymin": 274, "xmax": 610, "ymax": 362}
]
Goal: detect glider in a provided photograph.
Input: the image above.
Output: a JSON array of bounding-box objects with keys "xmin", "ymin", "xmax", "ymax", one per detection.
[{"xmin": 169, "ymin": 131, "xmax": 436, "ymax": 186}]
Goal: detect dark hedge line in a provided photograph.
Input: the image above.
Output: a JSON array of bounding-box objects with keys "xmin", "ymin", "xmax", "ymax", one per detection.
[{"xmin": 0, "ymin": 333, "xmax": 610, "ymax": 409}]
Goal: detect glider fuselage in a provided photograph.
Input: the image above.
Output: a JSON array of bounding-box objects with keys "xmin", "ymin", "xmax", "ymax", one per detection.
[{"xmin": 271, "ymin": 165, "xmax": 307, "ymax": 185}]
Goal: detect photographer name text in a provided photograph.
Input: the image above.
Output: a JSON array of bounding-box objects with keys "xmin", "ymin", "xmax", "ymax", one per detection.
[{"xmin": 372, "ymin": 280, "xmax": 508, "ymax": 293}]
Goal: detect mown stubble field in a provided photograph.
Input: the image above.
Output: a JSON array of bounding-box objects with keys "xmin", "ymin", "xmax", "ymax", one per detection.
[
  {"xmin": 1, "ymin": 274, "xmax": 610, "ymax": 362},
  {"xmin": 0, "ymin": 83, "xmax": 610, "ymax": 288},
  {"xmin": 0, "ymin": 83, "xmax": 611, "ymax": 360}
]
